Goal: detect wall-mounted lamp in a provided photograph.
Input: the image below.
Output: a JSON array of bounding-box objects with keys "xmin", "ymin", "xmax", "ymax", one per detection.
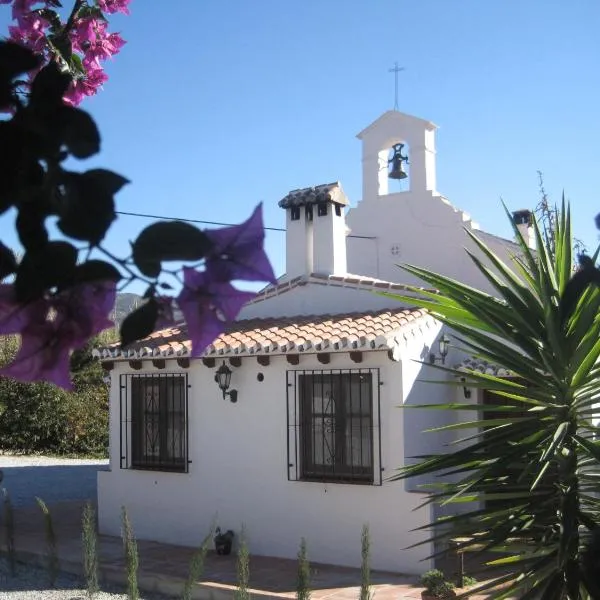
[
  {"xmin": 429, "ymin": 334, "xmax": 450, "ymax": 365},
  {"xmin": 460, "ymin": 377, "xmax": 472, "ymax": 399},
  {"xmin": 215, "ymin": 361, "xmax": 238, "ymax": 403}
]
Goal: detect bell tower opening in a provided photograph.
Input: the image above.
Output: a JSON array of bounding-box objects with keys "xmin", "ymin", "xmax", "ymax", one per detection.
[{"xmin": 357, "ymin": 111, "xmax": 438, "ymax": 201}]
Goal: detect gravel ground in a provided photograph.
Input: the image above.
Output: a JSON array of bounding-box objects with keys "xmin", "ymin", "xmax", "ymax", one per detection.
[
  {"xmin": 0, "ymin": 457, "xmax": 177, "ymax": 598},
  {"xmin": 0, "ymin": 559, "xmax": 174, "ymax": 600},
  {"xmin": 0, "ymin": 456, "xmax": 109, "ymax": 507}
]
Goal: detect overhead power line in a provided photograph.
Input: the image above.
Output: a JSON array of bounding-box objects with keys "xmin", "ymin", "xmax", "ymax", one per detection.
[{"xmin": 115, "ymin": 210, "xmax": 376, "ymax": 240}]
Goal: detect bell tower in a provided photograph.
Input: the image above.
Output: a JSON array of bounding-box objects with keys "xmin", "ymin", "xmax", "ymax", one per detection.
[{"xmin": 356, "ymin": 110, "xmax": 438, "ymax": 200}]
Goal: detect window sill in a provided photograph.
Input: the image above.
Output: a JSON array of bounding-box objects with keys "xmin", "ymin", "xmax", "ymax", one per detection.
[
  {"xmin": 128, "ymin": 464, "xmax": 188, "ymax": 474},
  {"xmin": 298, "ymin": 476, "xmax": 375, "ymax": 486}
]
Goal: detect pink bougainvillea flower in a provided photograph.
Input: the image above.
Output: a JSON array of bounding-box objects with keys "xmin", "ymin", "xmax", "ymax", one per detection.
[
  {"xmin": 63, "ymin": 81, "xmax": 85, "ymax": 106},
  {"xmin": 176, "ymin": 268, "xmax": 255, "ymax": 357},
  {"xmin": 10, "ymin": 0, "xmax": 37, "ymax": 25},
  {"xmin": 72, "ymin": 17, "xmax": 124, "ymax": 62},
  {"xmin": 0, "ymin": 281, "xmax": 116, "ymax": 389},
  {"xmin": 205, "ymin": 203, "xmax": 276, "ymax": 284},
  {"xmin": 71, "ymin": 17, "xmax": 98, "ymax": 51},
  {"xmin": 8, "ymin": 12, "xmax": 49, "ymax": 53},
  {"xmin": 97, "ymin": 0, "xmax": 130, "ymax": 15},
  {"xmin": 64, "ymin": 62, "xmax": 108, "ymax": 105}
]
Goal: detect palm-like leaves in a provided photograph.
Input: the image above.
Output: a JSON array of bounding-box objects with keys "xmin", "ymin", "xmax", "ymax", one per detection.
[{"xmin": 386, "ymin": 203, "xmax": 600, "ymax": 599}]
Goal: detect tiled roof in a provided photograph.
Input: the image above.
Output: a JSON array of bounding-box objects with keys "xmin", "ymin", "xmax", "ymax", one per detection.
[
  {"xmin": 456, "ymin": 357, "xmax": 513, "ymax": 377},
  {"xmin": 95, "ymin": 308, "xmax": 435, "ymax": 361},
  {"xmin": 278, "ymin": 182, "xmax": 349, "ymax": 209},
  {"xmin": 247, "ymin": 272, "xmax": 436, "ymax": 306}
]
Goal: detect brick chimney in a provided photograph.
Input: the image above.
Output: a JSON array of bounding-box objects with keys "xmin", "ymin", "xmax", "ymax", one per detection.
[{"xmin": 511, "ymin": 209, "xmax": 536, "ymax": 250}]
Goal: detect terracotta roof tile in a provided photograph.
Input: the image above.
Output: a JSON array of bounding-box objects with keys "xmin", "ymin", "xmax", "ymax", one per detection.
[
  {"xmin": 96, "ymin": 308, "xmax": 434, "ymax": 361},
  {"xmin": 278, "ymin": 182, "xmax": 349, "ymax": 209}
]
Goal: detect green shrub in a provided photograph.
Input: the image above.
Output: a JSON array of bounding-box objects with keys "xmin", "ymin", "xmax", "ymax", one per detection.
[
  {"xmin": 420, "ymin": 570, "xmax": 455, "ymax": 599},
  {"xmin": 0, "ymin": 335, "xmax": 109, "ymax": 456}
]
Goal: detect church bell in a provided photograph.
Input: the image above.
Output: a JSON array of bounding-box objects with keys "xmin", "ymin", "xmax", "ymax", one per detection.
[{"xmin": 388, "ymin": 143, "xmax": 409, "ymax": 180}]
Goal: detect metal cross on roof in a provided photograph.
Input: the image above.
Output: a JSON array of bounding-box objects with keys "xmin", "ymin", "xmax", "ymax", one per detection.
[{"xmin": 388, "ymin": 62, "xmax": 405, "ymax": 111}]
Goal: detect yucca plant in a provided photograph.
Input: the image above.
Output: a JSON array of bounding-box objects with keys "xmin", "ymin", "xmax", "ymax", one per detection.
[{"xmin": 387, "ymin": 201, "xmax": 600, "ymax": 599}]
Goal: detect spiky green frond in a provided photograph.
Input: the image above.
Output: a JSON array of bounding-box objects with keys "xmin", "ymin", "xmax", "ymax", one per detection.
[{"xmin": 385, "ymin": 204, "xmax": 600, "ymax": 599}]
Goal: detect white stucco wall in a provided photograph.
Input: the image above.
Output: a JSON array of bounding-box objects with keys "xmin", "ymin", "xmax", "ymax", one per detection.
[
  {"xmin": 99, "ymin": 331, "xmax": 448, "ymax": 574},
  {"xmin": 346, "ymin": 191, "xmax": 523, "ymax": 295},
  {"xmin": 240, "ymin": 282, "xmax": 422, "ymax": 320}
]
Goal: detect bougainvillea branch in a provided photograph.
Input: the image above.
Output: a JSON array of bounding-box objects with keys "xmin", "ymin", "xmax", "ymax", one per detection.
[
  {"xmin": 1, "ymin": 0, "xmax": 128, "ymax": 105},
  {"xmin": 0, "ymin": 3, "xmax": 276, "ymax": 389}
]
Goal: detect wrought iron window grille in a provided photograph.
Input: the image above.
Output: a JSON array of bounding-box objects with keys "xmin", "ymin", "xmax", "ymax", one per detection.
[
  {"xmin": 119, "ymin": 372, "xmax": 190, "ymax": 473},
  {"xmin": 286, "ymin": 368, "xmax": 383, "ymax": 485}
]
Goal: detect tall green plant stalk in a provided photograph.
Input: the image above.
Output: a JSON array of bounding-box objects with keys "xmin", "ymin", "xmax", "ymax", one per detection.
[
  {"xmin": 82, "ymin": 502, "xmax": 99, "ymax": 598},
  {"xmin": 359, "ymin": 525, "xmax": 372, "ymax": 600},
  {"xmin": 36, "ymin": 497, "xmax": 59, "ymax": 587},
  {"xmin": 296, "ymin": 537, "xmax": 311, "ymax": 600},
  {"xmin": 2, "ymin": 488, "xmax": 15, "ymax": 577},
  {"xmin": 234, "ymin": 527, "xmax": 250, "ymax": 600},
  {"xmin": 386, "ymin": 201, "xmax": 600, "ymax": 599},
  {"xmin": 182, "ymin": 528, "xmax": 213, "ymax": 600},
  {"xmin": 121, "ymin": 506, "xmax": 139, "ymax": 600}
]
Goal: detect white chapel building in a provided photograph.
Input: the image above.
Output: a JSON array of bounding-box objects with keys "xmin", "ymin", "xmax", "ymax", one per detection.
[{"xmin": 95, "ymin": 109, "xmax": 533, "ymax": 574}]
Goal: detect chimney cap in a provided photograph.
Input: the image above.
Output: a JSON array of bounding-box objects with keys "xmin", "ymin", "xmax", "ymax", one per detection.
[
  {"xmin": 512, "ymin": 209, "xmax": 533, "ymax": 226},
  {"xmin": 279, "ymin": 181, "xmax": 349, "ymax": 209}
]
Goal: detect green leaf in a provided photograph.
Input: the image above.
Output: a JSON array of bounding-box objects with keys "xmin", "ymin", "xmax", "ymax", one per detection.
[
  {"xmin": 15, "ymin": 241, "xmax": 77, "ymax": 302},
  {"xmin": 131, "ymin": 221, "xmax": 213, "ymax": 278},
  {"xmin": 36, "ymin": 9, "xmax": 63, "ymax": 33},
  {"xmin": 68, "ymin": 53, "xmax": 86, "ymax": 76},
  {"xmin": 29, "ymin": 62, "xmax": 72, "ymax": 110},
  {"xmin": 0, "ymin": 41, "xmax": 40, "ymax": 80},
  {"xmin": 71, "ymin": 260, "xmax": 122, "ymax": 286},
  {"xmin": 60, "ymin": 107, "xmax": 100, "ymax": 159},
  {"xmin": 381, "ymin": 203, "xmax": 600, "ymax": 597},
  {"xmin": 57, "ymin": 170, "xmax": 128, "ymax": 245},
  {"xmin": 120, "ymin": 300, "xmax": 159, "ymax": 348},
  {"xmin": 0, "ymin": 242, "xmax": 17, "ymax": 280}
]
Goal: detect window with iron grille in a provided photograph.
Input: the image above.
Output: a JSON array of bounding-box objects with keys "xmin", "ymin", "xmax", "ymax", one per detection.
[
  {"xmin": 286, "ymin": 369, "xmax": 382, "ymax": 485},
  {"xmin": 119, "ymin": 373, "xmax": 189, "ymax": 473}
]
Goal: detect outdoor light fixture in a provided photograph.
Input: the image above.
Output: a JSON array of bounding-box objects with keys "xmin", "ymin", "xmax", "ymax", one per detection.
[
  {"xmin": 429, "ymin": 334, "xmax": 450, "ymax": 365},
  {"xmin": 460, "ymin": 377, "xmax": 472, "ymax": 399},
  {"xmin": 215, "ymin": 361, "xmax": 238, "ymax": 403}
]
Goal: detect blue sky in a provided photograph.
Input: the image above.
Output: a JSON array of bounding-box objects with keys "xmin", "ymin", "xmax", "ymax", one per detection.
[{"xmin": 2, "ymin": 0, "xmax": 599, "ymax": 290}]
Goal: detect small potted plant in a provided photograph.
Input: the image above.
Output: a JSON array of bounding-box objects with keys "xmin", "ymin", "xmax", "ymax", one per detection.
[
  {"xmin": 420, "ymin": 569, "xmax": 457, "ymax": 599},
  {"xmin": 214, "ymin": 527, "xmax": 235, "ymax": 555}
]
